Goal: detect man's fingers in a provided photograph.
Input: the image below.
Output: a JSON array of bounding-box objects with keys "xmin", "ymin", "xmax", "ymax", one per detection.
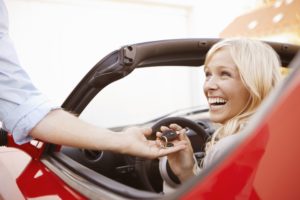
[
  {"xmin": 156, "ymin": 131, "xmax": 163, "ymax": 137},
  {"xmin": 141, "ymin": 127, "xmax": 152, "ymax": 136},
  {"xmin": 158, "ymin": 142, "xmax": 187, "ymax": 157}
]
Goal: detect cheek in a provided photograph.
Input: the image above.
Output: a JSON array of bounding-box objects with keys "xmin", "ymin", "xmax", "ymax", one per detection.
[
  {"xmin": 202, "ymin": 85, "xmax": 208, "ymax": 100},
  {"xmin": 232, "ymin": 86, "xmax": 250, "ymax": 111}
]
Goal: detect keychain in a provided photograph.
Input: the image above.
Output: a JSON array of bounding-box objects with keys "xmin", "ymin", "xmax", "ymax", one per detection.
[{"xmin": 158, "ymin": 129, "xmax": 179, "ymax": 148}]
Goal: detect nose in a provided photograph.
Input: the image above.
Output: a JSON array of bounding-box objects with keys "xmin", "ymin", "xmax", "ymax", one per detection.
[{"xmin": 203, "ymin": 76, "xmax": 218, "ymax": 92}]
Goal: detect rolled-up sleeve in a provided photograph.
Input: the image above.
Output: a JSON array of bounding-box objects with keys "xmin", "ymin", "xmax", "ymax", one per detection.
[{"xmin": 0, "ymin": 0, "xmax": 60, "ymax": 144}]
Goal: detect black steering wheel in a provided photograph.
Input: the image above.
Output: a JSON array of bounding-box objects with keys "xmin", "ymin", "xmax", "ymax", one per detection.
[{"xmin": 135, "ymin": 117, "xmax": 210, "ymax": 192}]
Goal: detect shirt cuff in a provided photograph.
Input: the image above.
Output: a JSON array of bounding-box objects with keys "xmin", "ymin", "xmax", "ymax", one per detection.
[
  {"xmin": 193, "ymin": 156, "xmax": 201, "ymax": 175},
  {"xmin": 3, "ymin": 95, "xmax": 60, "ymax": 144}
]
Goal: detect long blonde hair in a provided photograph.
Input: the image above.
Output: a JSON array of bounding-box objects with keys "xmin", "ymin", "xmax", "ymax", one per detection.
[{"xmin": 204, "ymin": 38, "xmax": 282, "ymax": 151}]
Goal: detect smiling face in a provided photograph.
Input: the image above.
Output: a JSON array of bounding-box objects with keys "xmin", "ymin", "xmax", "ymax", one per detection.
[{"xmin": 203, "ymin": 47, "xmax": 250, "ymax": 124}]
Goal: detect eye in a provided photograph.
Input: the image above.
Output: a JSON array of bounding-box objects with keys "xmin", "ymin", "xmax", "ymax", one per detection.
[
  {"xmin": 221, "ymin": 71, "xmax": 231, "ymax": 77},
  {"xmin": 204, "ymin": 71, "xmax": 212, "ymax": 80}
]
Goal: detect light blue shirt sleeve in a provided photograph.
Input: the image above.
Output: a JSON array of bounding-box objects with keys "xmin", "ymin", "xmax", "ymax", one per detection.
[{"xmin": 0, "ymin": 0, "xmax": 60, "ymax": 144}]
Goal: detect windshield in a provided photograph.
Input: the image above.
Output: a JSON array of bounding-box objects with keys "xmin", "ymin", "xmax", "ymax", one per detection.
[{"xmin": 80, "ymin": 66, "xmax": 207, "ymax": 128}]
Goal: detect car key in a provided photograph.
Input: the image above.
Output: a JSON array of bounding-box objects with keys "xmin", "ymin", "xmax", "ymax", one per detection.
[
  {"xmin": 159, "ymin": 129, "xmax": 179, "ymax": 148},
  {"xmin": 160, "ymin": 129, "xmax": 178, "ymax": 142}
]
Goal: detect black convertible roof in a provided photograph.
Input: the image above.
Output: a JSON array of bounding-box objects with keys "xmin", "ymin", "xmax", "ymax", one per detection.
[{"xmin": 63, "ymin": 38, "xmax": 300, "ymax": 113}]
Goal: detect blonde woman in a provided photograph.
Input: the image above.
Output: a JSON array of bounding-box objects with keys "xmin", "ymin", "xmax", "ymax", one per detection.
[{"xmin": 161, "ymin": 38, "xmax": 282, "ymax": 183}]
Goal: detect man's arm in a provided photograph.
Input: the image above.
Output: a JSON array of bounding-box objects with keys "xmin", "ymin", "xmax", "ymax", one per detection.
[
  {"xmin": 30, "ymin": 109, "xmax": 187, "ymax": 159},
  {"xmin": 30, "ymin": 109, "xmax": 120, "ymax": 151},
  {"xmin": 0, "ymin": 0, "xmax": 59, "ymax": 144},
  {"xmin": 0, "ymin": 0, "xmax": 187, "ymax": 158}
]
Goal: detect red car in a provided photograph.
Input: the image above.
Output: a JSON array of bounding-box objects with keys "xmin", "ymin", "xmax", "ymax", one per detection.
[{"xmin": 1, "ymin": 38, "xmax": 300, "ymax": 200}]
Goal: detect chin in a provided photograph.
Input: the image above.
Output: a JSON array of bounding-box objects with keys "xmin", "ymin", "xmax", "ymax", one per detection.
[{"xmin": 209, "ymin": 115, "xmax": 225, "ymax": 124}]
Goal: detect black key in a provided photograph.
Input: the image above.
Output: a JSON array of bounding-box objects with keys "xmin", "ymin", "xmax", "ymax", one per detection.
[
  {"xmin": 160, "ymin": 129, "xmax": 178, "ymax": 143},
  {"xmin": 166, "ymin": 142, "xmax": 174, "ymax": 147}
]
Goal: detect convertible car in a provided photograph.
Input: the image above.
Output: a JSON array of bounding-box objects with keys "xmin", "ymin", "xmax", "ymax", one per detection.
[{"xmin": 1, "ymin": 38, "xmax": 300, "ymax": 200}]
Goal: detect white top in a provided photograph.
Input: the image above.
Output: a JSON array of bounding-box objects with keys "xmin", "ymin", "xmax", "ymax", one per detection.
[{"xmin": 195, "ymin": 132, "xmax": 243, "ymax": 174}]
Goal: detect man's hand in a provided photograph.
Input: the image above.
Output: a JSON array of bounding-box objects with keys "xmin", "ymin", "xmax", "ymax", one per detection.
[{"xmin": 118, "ymin": 127, "xmax": 187, "ymax": 159}]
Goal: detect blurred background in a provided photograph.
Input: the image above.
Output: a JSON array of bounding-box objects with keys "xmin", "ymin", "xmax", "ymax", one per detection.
[{"xmin": 4, "ymin": 0, "xmax": 300, "ymax": 127}]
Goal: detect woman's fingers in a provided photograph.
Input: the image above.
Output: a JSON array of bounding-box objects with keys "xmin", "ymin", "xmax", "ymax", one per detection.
[
  {"xmin": 169, "ymin": 123, "xmax": 183, "ymax": 131},
  {"xmin": 160, "ymin": 125, "xmax": 170, "ymax": 132}
]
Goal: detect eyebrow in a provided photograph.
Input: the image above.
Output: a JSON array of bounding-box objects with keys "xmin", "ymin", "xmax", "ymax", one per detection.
[{"xmin": 205, "ymin": 65, "xmax": 237, "ymax": 71}]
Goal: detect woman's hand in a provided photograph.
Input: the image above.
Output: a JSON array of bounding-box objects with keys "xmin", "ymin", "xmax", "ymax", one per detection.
[{"xmin": 157, "ymin": 124, "xmax": 195, "ymax": 182}]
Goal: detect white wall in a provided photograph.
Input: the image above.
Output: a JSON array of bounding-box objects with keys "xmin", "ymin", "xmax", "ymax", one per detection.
[{"xmin": 4, "ymin": 0, "xmax": 251, "ymax": 127}]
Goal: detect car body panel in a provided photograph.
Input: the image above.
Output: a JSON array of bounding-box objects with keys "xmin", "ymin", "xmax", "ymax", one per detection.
[
  {"xmin": 0, "ymin": 146, "xmax": 86, "ymax": 199},
  {"xmin": 0, "ymin": 148, "xmax": 29, "ymax": 200}
]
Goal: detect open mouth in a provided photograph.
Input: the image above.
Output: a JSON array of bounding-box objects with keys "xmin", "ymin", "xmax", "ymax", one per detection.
[{"xmin": 208, "ymin": 97, "xmax": 227, "ymax": 107}]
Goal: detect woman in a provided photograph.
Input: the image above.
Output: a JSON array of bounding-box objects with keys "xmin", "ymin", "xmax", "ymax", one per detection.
[{"xmin": 160, "ymin": 38, "xmax": 282, "ymax": 183}]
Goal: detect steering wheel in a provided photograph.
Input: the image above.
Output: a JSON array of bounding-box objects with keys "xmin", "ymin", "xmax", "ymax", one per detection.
[{"xmin": 135, "ymin": 117, "xmax": 210, "ymax": 192}]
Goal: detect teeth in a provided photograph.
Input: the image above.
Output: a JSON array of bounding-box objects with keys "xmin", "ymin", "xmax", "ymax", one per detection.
[{"xmin": 208, "ymin": 97, "xmax": 227, "ymax": 104}]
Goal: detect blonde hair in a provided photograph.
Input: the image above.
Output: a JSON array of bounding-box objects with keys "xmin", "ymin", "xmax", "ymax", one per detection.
[{"xmin": 204, "ymin": 38, "xmax": 282, "ymax": 151}]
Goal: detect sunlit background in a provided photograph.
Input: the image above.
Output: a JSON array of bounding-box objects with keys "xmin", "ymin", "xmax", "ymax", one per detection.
[{"xmin": 4, "ymin": 0, "xmax": 300, "ymax": 127}]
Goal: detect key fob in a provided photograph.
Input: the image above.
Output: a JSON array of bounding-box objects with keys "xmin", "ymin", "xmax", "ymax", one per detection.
[{"xmin": 160, "ymin": 129, "xmax": 178, "ymax": 143}]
